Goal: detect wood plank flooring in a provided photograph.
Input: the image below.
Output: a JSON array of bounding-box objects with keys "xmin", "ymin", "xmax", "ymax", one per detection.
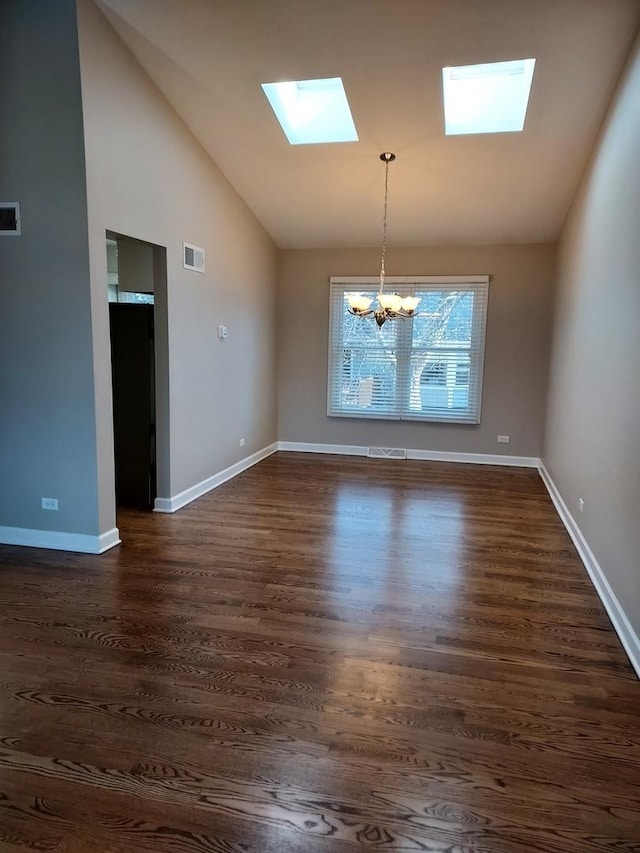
[{"xmin": 0, "ymin": 452, "xmax": 638, "ymax": 852}]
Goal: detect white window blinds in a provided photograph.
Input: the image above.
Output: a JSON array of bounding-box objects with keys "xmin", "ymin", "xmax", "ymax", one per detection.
[{"xmin": 327, "ymin": 276, "xmax": 489, "ymax": 424}]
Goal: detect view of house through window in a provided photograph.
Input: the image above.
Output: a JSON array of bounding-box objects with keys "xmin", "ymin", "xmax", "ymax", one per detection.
[{"xmin": 327, "ymin": 276, "xmax": 489, "ymax": 424}]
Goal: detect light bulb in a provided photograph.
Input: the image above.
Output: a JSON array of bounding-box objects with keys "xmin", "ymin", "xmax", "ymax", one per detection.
[
  {"xmin": 378, "ymin": 293, "xmax": 402, "ymax": 312},
  {"xmin": 347, "ymin": 293, "xmax": 372, "ymax": 312},
  {"xmin": 401, "ymin": 296, "xmax": 420, "ymax": 313}
]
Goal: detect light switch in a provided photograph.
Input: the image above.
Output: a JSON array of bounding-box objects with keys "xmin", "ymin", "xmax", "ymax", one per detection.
[{"xmin": 218, "ymin": 325, "xmax": 228, "ymax": 340}]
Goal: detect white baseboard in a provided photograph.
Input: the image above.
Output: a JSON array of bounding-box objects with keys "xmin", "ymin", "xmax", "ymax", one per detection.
[
  {"xmin": 277, "ymin": 441, "xmax": 539, "ymax": 467},
  {"xmin": 154, "ymin": 442, "xmax": 278, "ymax": 514},
  {"xmin": 538, "ymin": 461, "xmax": 640, "ymax": 679},
  {"xmin": 0, "ymin": 525, "xmax": 120, "ymax": 554},
  {"xmin": 277, "ymin": 441, "xmax": 368, "ymax": 456},
  {"xmin": 97, "ymin": 527, "xmax": 122, "ymax": 553},
  {"xmin": 408, "ymin": 448, "xmax": 539, "ymax": 467}
]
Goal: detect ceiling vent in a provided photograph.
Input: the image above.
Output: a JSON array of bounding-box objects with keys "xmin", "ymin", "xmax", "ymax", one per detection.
[
  {"xmin": 183, "ymin": 241, "xmax": 205, "ymax": 273},
  {"xmin": 367, "ymin": 447, "xmax": 407, "ymax": 460},
  {"xmin": 0, "ymin": 203, "xmax": 21, "ymax": 236}
]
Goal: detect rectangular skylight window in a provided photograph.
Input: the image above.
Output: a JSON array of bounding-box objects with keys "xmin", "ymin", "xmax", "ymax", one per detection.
[
  {"xmin": 261, "ymin": 77, "xmax": 358, "ymax": 145},
  {"xmin": 443, "ymin": 58, "xmax": 536, "ymax": 135}
]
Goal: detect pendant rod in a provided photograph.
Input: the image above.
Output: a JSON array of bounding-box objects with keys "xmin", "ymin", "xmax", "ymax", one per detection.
[{"xmin": 379, "ymin": 152, "xmax": 395, "ymax": 295}]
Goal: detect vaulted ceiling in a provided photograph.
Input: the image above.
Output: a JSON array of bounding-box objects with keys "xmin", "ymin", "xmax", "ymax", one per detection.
[{"xmin": 96, "ymin": 0, "xmax": 640, "ymax": 248}]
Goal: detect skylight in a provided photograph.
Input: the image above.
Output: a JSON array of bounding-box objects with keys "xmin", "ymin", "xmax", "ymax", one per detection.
[
  {"xmin": 261, "ymin": 77, "xmax": 358, "ymax": 145},
  {"xmin": 442, "ymin": 58, "xmax": 536, "ymax": 135}
]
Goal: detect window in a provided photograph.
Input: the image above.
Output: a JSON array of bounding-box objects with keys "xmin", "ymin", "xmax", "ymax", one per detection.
[
  {"xmin": 327, "ymin": 276, "xmax": 489, "ymax": 424},
  {"xmin": 108, "ymin": 284, "xmax": 154, "ymax": 305},
  {"xmin": 261, "ymin": 77, "xmax": 358, "ymax": 145},
  {"xmin": 421, "ymin": 360, "xmax": 447, "ymax": 386},
  {"xmin": 442, "ymin": 59, "xmax": 536, "ymax": 135}
]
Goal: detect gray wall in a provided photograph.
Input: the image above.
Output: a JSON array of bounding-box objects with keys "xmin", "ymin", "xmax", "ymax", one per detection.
[
  {"xmin": 278, "ymin": 245, "xmax": 556, "ymax": 457},
  {"xmin": 77, "ymin": 0, "xmax": 278, "ymax": 527},
  {"xmin": 543, "ymin": 34, "xmax": 640, "ymax": 634},
  {"xmin": 117, "ymin": 238, "xmax": 154, "ymax": 293},
  {"xmin": 0, "ymin": 0, "xmax": 101, "ymax": 536}
]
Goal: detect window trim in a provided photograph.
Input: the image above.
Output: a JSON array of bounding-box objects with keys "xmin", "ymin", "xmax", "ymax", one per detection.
[{"xmin": 327, "ymin": 275, "xmax": 489, "ymax": 424}]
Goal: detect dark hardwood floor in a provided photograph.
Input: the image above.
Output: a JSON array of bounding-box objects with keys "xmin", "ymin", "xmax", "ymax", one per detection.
[{"xmin": 0, "ymin": 452, "xmax": 639, "ymax": 852}]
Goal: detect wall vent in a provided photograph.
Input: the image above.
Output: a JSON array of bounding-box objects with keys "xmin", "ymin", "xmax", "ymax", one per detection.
[
  {"xmin": 367, "ymin": 447, "xmax": 407, "ymax": 460},
  {"xmin": 183, "ymin": 241, "xmax": 205, "ymax": 273},
  {"xmin": 0, "ymin": 202, "xmax": 21, "ymax": 236}
]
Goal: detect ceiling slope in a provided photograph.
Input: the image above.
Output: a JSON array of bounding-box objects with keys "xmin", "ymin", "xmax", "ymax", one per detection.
[{"xmin": 95, "ymin": 0, "xmax": 640, "ymax": 248}]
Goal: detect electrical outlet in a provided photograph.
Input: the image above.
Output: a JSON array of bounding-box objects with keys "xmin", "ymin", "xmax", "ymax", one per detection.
[
  {"xmin": 497, "ymin": 435, "xmax": 510, "ymax": 444},
  {"xmin": 578, "ymin": 498, "xmax": 584, "ymax": 513},
  {"xmin": 239, "ymin": 438, "xmax": 246, "ymax": 447},
  {"xmin": 42, "ymin": 497, "xmax": 58, "ymax": 511}
]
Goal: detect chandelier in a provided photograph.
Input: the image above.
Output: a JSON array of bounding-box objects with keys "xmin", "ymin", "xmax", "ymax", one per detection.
[{"xmin": 346, "ymin": 152, "xmax": 420, "ymax": 327}]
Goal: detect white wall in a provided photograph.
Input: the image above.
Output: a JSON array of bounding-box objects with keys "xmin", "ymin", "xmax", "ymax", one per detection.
[
  {"xmin": 77, "ymin": 0, "xmax": 278, "ymax": 531},
  {"xmin": 543, "ymin": 34, "xmax": 640, "ymax": 640}
]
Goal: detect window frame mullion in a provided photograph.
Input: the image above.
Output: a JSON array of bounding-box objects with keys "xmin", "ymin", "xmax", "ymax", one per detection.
[{"xmin": 395, "ymin": 283, "xmax": 414, "ymax": 419}]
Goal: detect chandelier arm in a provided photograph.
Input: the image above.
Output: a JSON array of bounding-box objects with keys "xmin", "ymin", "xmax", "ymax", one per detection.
[
  {"xmin": 347, "ymin": 307, "xmax": 375, "ymax": 318},
  {"xmin": 348, "ymin": 308, "xmax": 417, "ymax": 321}
]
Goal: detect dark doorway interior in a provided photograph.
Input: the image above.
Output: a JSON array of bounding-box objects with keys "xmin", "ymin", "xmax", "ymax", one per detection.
[{"xmin": 109, "ymin": 301, "xmax": 156, "ymax": 509}]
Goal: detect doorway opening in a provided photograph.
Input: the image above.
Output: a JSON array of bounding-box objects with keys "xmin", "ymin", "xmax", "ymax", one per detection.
[{"xmin": 106, "ymin": 233, "xmax": 168, "ymax": 510}]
